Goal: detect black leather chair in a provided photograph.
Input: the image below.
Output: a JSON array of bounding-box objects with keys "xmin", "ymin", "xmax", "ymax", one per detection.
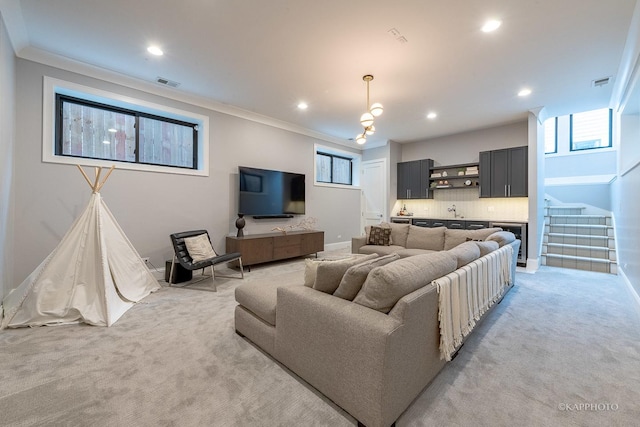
[{"xmin": 169, "ymin": 230, "xmax": 244, "ymax": 291}]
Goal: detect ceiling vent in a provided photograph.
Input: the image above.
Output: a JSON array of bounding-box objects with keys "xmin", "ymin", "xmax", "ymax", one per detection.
[
  {"xmin": 156, "ymin": 77, "xmax": 181, "ymax": 88},
  {"xmin": 592, "ymin": 76, "xmax": 611, "ymax": 87}
]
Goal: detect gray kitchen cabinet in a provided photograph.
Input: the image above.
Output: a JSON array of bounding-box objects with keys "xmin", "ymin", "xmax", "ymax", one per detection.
[
  {"xmin": 397, "ymin": 159, "xmax": 433, "ymax": 199},
  {"xmin": 480, "ymin": 146, "xmax": 528, "ymax": 198}
]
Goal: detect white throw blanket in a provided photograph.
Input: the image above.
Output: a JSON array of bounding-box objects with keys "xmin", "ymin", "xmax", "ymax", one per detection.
[{"xmin": 435, "ymin": 245, "xmax": 513, "ymax": 361}]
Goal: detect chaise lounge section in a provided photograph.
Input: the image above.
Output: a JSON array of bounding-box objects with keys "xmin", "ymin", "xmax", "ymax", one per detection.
[{"xmin": 235, "ymin": 227, "xmax": 520, "ymax": 427}]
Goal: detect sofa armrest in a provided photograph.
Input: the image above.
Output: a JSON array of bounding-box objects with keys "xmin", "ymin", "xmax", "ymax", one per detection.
[
  {"xmin": 351, "ymin": 236, "xmax": 367, "ymax": 253},
  {"xmin": 506, "ymin": 239, "xmax": 521, "ymax": 284},
  {"xmin": 274, "ymin": 285, "xmax": 444, "ymax": 427}
]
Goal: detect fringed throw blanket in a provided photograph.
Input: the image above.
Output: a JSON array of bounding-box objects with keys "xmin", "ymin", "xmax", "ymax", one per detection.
[{"xmin": 435, "ymin": 245, "xmax": 513, "ymax": 361}]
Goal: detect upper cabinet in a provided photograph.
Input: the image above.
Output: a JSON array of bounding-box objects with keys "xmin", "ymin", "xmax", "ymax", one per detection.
[
  {"xmin": 397, "ymin": 159, "xmax": 433, "ymax": 199},
  {"xmin": 479, "ymin": 146, "xmax": 528, "ymax": 198}
]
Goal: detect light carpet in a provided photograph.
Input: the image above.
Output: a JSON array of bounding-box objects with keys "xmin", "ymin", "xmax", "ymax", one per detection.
[{"xmin": 1, "ymin": 254, "xmax": 639, "ymax": 426}]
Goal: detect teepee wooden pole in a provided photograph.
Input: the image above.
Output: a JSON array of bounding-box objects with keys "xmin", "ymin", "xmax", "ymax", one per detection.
[
  {"xmin": 77, "ymin": 165, "xmax": 94, "ymax": 189},
  {"xmin": 93, "ymin": 167, "xmax": 102, "ymax": 192},
  {"xmin": 96, "ymin": 165, "xmax": 116, "ymax": 192}
]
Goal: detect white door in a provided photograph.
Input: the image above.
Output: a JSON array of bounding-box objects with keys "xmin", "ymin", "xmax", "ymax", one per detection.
[{"xmin": 361, "ymin": 159, "xmax": 387, "ymax": 233}]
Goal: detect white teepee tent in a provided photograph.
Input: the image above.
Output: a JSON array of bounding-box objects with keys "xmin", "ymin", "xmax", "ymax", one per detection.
[{"xmin": 1, "ymin": 166, "xmax": 160, "ymax": 328}]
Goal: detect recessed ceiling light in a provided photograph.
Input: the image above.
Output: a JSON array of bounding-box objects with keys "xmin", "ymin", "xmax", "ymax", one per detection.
[
  {"xmin": 297, "ymin": 102, "xmax": 308, "ymax": 110},
  {"xmin": 482, "ymin": 20, "xmax": 502, "ymax": 33},
  {"xmin": 108, "ymin": 128, "xmax": 117, "ymax": 133},
  {"xmin": 102, "ymin": 140, "xmax": 111, "ymax": 144},
  {"xmin": 518, "ymin": 88, "xmax": 532, "ymax": 97},
  {"xmin": 147, "ymin": 46, "xmax": 164, "ymax": 56},
  {"xmin": 427, "ymin": 112, "xmax": 437, "ymax": 120}
]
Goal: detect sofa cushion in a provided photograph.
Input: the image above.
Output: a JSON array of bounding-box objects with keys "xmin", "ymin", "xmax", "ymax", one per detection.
[
  {"xmin": 368, "ymin": 225, "xmax": 392, "ymax": 245},
  {"xmin": 353, "ymin": 252, "xmax": 457, "ymax": 314},
  {"xmin": 474, "ymin": 240, "xmax": 500, "ymax": 256},
  {"xmin": 358, "ymin": 245, "xmax": 406, "ymax": 257},
  {"xmin": 444, "ymin": 227, "xmax": 503, "ymax": 250},
  {"xmin": 333, "ymin": 253, "xmax": 400, "ymax": 301},
  {"xmin": 447, "ymin": 241, "xmax": 481, "ymax": 268},
  {"xmin": 485, "ymin": 231, "xmax": 516, "ymax": 247},
  {"xmin": 365, "ymin": 222, "xmax": 411, "ymax": 248},
  {"xmin": 405, "ymin": 225, "xmax": 446, "ymax": 251},
  {"xmin": 313, "ymin": 254, "xmax": 378, "ymax": 294},
  {"xmin": 395, "ymin": 248, "xmax": 439, "ymax": 258}
]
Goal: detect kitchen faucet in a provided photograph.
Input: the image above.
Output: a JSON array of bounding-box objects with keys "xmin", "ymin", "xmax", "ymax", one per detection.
[{"xmin": 447, "ymin": 204, "xmax": 458, "ymax": 218}]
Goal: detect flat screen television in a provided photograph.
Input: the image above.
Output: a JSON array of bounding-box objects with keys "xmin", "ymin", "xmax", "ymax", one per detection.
[{"xmin": 238, "ymin": 166, "xmax": 306, "ymax": 218}]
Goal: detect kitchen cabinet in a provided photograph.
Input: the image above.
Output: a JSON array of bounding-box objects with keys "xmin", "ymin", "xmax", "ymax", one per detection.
[
  {"xmin": 397, "ymin": 159, "xmax": 433, "ymax": 199},
  {"xmin": 479, "ymin": 146, "xmax": 528, "ymax": 198}
]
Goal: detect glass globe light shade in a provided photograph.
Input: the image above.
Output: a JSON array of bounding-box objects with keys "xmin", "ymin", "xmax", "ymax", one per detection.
[
  {"xmin": 360, "ymin": 112, "xmax": 374, "ymax": 127},
  {"xmin": 365, "ymin": 125, "xmax": 375, "ymax": 135},
  {"xmin": 370, "ymin": 102, "xmax": 383, "ymax": 117},
  {"xmin": 355, "ymin": 134, "xmax": 367, "ymax": 145}
]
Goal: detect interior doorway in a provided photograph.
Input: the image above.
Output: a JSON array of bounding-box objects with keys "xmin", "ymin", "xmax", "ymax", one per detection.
[{"xmin": 360, "ymin": 159, "xmax": 387, "ymax": 233}]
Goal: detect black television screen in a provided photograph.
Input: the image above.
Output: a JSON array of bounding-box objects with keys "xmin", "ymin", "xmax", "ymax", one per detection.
[{"xmin": 239, "ymin": 166, "xmax": 305, "ymax": 217}]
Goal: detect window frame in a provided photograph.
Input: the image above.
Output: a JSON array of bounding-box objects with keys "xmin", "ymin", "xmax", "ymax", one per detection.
[
  {"xmin": 316, "ymin": 151, "xmax": 353, "ymax": 185},
  {"xmin": 569, "ymin": 108, "xmax": 613, "ymax": 152},
  {"xmin": 314, "ymin": 144, "xmax": 361, "ymax": 189},
  {"xmin": 544, "ymin": 117, "xmax": 558, "ymax": 154},
  {"xmin": 43, "ymin": 77, "xmax": 210, "ymax": 176}
]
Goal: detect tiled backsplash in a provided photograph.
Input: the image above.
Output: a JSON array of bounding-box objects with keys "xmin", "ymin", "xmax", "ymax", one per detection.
[{"xmin": 394, "ymin": 188, "xmax": 528, "ymax": 221}]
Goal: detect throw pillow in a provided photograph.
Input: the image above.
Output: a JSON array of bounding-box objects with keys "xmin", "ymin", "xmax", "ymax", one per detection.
[
  {"xmin": 333, "ymin": 253, "xmax": 400, "ymax": 300},
  {"xmin": 313, "ymin": 254, "xmax": 378, "ymax": 294},
  {"xmin": 443, "ymin": 227, "xmax": 503, "ymax": 250},
  {"xmin": 368, "ymin": 226, "xmax": 392, "ymax": 246},
  {"xmin": 304, "ymin": 256, "xmax": 360, "ymax": 287},
  {"xmin": 474, "ymin": 240, "xmax": 499, "ymax": 256},
  {"xmin": 183, "ymin": 234, "xmax": 217, "ymax": 262},
  {"xmin": 353, "ymin": 252, "xmax": 457, "ymax": 314},
  {"xmin": 447, "ymin": 241, "xmax": 481, "ymax": 268},
  {"xmin": 405, "ymin": 225, "xmax": 446, "ymax": 251},
  {"xmin": 485, "ymin": 231, "xmax": 516, "ymax": 247}
]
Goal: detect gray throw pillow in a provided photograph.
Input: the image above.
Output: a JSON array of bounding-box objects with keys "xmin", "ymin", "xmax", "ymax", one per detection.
[
  {"xmin": 447, "ymin": 241, "xmax": 480, "ymax": 268},
  {"xmin": 444, "ymin": 227, "xmax": 503, "ymax": 250},
  {"xmin": 333, "ymin": 253, "xmax": 400, "ymax": 300},
  {"xmin": 313, "ymin": 254, "xmax": 378, "ymax": 294},
  {"xmin": 406, "ymin": 225, "xmax": 446, "ymax": 251},
  {"xmin": 485, "ymin": 231, "xmax": 516, "ymax": 247},
  {"xmin": 353, "ymin": 252, "xmax": 457, "ymax": 314},
  {"xmin": 475, "ymin": 240, "xmax": 499, "ymax": 256}
]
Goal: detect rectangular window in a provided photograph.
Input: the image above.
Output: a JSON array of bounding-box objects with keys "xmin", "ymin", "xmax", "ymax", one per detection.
[
  {"xmin": 544, "ymin": 117, "xmax": 557, "ymax": 154},
  {"xmin": 570, "ymin": 108, "xmax": 612, "ymax": 151},
  {"xmin": 316, "ymin": 152, "xmax": 352, "ymax": 185},
  {"xmin": 56, "ymin": 95, "xmax": 197, "ymax": 169}
]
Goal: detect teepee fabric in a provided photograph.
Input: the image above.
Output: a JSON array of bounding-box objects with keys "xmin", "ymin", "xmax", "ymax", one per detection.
[{"xmin": 1, "ymin": 167, "xmax": 160, "ymax": 328}]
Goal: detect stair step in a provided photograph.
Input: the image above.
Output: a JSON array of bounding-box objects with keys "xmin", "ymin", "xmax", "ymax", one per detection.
[
  {"xmin": 544, "ymin": 243, "xmax": 612, "ymax": 260},
  {"xmin": 544, "ymin": 253, "xmax": 615, "ymax": 274},
  {"xmin": 547, "ymin": 215, "xmax": 610, "ymax": 225},
  {"xmin": 546, "ymin": 206, "xmax": 586, "ymax": 216},
  {"xmin": 547, "ymin": 224, "xmax": 612, "ymax": 237},
  {"xmin": 546, "ymin": 233, "xmax": 614, "ymax": 248}
]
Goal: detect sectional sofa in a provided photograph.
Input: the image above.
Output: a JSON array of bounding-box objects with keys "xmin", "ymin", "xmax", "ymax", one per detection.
[{"xmin": 234, "ymin": 223, "xmax": 520, "ymax": 427}]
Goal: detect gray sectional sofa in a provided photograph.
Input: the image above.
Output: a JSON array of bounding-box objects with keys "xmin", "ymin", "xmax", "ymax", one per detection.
[{"xmin": 234, "ymin": 223, "xmax": 520, "ymax": 427}]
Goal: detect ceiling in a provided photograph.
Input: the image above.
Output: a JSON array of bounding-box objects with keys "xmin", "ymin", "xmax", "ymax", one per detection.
[{"xmin": 3, "ymin": 0, "xmax": 637, "ymax": 148}]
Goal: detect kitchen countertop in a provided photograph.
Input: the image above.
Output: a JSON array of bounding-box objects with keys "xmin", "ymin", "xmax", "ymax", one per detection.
[{"xmin": 391, "ymin": 216, "xmax": 528, "ymax": 223}]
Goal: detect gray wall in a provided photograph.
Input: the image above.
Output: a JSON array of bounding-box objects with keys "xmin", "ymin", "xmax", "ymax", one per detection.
[
  {"xmin": 9, "ymin": 58, "xmax": 362, "ymax": 288},
  {"xmin": 0, "ymin": 12, "xmax": 15, "ymax": 300},
  {"xmin": 400, "ymin": 121, "xmax": 527, "ymax": 165}
]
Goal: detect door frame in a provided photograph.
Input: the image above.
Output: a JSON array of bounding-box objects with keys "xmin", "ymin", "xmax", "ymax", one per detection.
[{"xmin": 360, "ymin": 158, "xmax": 388, "ymax": 233}]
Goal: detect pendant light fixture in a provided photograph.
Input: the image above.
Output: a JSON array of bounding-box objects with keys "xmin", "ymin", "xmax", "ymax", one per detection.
[{"xmin": 355, "ymin": 74, "xmax": 383, "ymax": 145}]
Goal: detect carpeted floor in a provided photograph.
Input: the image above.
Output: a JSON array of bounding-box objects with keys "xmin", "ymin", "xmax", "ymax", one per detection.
[{"xmin": 1, "ymin": 253, "xmax": 639, "ymax": 427}]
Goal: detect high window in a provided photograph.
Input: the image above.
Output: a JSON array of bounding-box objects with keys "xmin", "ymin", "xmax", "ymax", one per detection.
[
  {"xmin": 56, "ymin": 95, "xmax": 198, "ymax": 169},
  {"xmin": 43, "ymin": 77, "xmax": 209, "ymax": 176},
  {"xmin": 570, "ymin": 108, "xmax": 612, "ymax": 151},
  {"xmin": 544, "ymin": 117, "xmax": 557, "ymax": 154},
  {"xmin": 314, "ymin": 144, "xmax": 361, "ymax": 187},
  {"xmin": 316, "ymin": 152, "xmax": 353, "ymax": 185}
]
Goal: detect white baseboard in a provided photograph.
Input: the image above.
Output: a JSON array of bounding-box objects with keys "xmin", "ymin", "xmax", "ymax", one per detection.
[
  {"xmin": 323, "ymin": 241, "xmax": 351, "ymax": 252},
  {"xmin": 525, "ymin": 257, "xmax": 540, "ymax": 274},
  {"xmin": 618, "ymin": 267, "xmax": 640, "ymax": 312}
]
